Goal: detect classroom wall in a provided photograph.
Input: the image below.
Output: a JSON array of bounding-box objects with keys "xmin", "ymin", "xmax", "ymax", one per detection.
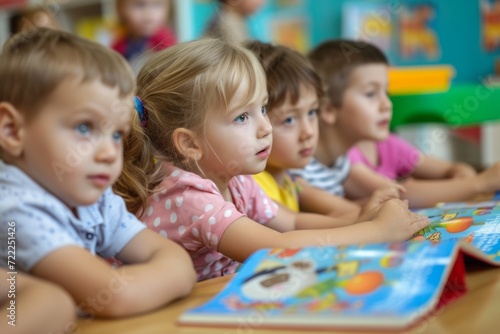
[{"xmin": 184, "ymin": 0, "xmax": 500, "ymax": 83}]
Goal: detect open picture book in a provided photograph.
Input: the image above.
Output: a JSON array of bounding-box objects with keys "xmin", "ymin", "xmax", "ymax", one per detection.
[
  {"xmin": 412, "ymin": 199, "xmax": 500, "ymax": 263},
  {"xmin": 178, "ymin": 201, "xmax": 500, "ymax": 331}
]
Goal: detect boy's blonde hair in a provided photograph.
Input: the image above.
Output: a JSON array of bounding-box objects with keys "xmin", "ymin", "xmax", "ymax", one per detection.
[
  {"xmin": 114, "ymin": 38, "xmax": 266, "ymax": 216},
  {"xmin": 244, "ymin": 40, "xmax": 323, "ymax": 111},
  {"xmin": 308, "ymin": 39, "xmax": 388, "ymax": 108},
  {"xmin": 0, "ymin": 28, "xmax": 135, "ymax": 120}
]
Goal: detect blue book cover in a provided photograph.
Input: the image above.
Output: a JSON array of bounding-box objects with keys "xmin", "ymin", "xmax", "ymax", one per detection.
[
  {"xmin": 179, "ymin": 241, "xmax": 469, "ymax": 331},
  {"xmin": 414, "ymin": 202, "xmax": 500, "ymax": 264}
]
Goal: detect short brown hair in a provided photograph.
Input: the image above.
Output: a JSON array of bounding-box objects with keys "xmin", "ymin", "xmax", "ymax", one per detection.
[
  {"xmin": 0, "ymin": 28, "xmax": 135, "ymax": 119},
  {"xmin": 308, "ymin": 39, "xmax": 388, "ymax": 108},
  {"xmin": 244, "ymin": 40, "xmax": 323, "ymax": 111}
]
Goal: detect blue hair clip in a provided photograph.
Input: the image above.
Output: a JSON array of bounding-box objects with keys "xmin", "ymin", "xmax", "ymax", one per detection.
[{"xmin": 134, "ymin": 96, "xmax": 148, "ymax": 127}]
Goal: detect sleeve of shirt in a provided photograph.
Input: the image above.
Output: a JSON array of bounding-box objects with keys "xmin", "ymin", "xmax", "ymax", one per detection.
[
  {"xmin": 342, "ymin": 155, "xmax": 352, "ymax": 180},
  {"xmin": 0, "ymin": 197, "xmax": 83, "ymax": 272},
  {"xmin": 96, "ymin": 188, "xmax": 146, "ymax": 259},
  {"xmin": 389, "ymin": 135, "xmax": 422, "ymax": 178},
  {"xmin": 188, "ymin": 189, "xmax": 245, "ymax": 249},
  {"xmin": 347, "ymin": 146, "xmax": 365, "ymax": 165},
  {"xmin": 241, "ymin": 176, "xmax": 278, "ymax": 225},
  {"xmin": 143, "ymin": 175, "xmax": 246, "ymax": 253}
]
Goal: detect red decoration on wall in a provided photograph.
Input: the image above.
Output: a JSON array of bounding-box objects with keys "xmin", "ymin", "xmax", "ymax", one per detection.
[{"xmin": 0, "ymin": 0, "xmax": 27, "ymax": 10}]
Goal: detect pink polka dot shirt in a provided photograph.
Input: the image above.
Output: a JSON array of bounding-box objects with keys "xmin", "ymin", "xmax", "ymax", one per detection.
[{"xmin": 142, "ymin": 162, "xmax": 278, "ymax": 281}]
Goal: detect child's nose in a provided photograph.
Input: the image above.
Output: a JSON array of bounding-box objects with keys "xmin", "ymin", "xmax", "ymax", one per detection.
[
  {"xmin": 300, "ymin": 119, "xmax": 315, "ymax": 140},
  {"xmin": 95, "ymin": 138, "xmax": 118, "ymax": 163},
  {"xmin": 382, "ymin": 94, "xmax": 393, "ymax": 112},
  {"xmin": 258, "ymin": 114, "xmax": 273, "ymax": 138}
]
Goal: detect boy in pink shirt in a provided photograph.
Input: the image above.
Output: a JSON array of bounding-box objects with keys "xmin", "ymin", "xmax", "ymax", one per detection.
[
  {"xmin": 348, "ymin": 134, "xmax": 420, "ymax": 180},
  {"xmin": 306, "ymin": 39, "xmax": 500, "ymax": 208}
]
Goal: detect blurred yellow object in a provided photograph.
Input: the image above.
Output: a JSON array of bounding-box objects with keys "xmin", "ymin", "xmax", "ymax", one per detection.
[
  {"xmin": 75, "ymin": 17, "xmax": 116, "ymax": 47},
  {"xmin": 388, "ymin": 65, "xmax": 455, "ymax": 94}
]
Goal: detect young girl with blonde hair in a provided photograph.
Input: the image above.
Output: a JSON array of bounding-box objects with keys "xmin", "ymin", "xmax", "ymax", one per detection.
[{"xmin": 114, "ymin": 38, "xmax": 429, "ymax": 281}]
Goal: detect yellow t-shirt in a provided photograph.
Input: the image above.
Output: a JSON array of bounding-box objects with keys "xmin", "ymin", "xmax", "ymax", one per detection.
[{"xmin": 253, "ymin": 171, "xmax": 299, "ymax": 212}]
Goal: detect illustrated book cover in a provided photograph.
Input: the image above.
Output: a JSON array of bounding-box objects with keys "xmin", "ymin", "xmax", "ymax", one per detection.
[
  {"xmin": 413, "ymin": 200, "xmax": 500, "ymax": 264},
  {"xmin": 179, "ymin": 236, "xmax": 498, "ymax": 331}
]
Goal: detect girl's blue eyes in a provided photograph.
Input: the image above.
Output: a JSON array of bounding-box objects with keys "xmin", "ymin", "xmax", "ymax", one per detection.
[
  {"xmin": 234, "ymin": 113, "xmax": 249, "ymax": 123},
  {"xmin": 76, "ymin": 123, "xmax": 90, "ymax": 135},
  {"xmin": 234, "ymin": 106, "xmax": 267, "ymax": 123},
  {"xmin": 112, "ymin": 132, "xmax": 123, "ymax": 142},
  {"xmin": 283, "ymin": 110, "xmax": 317, "ymax": 125},
  {"xmin": 76, "ymin": 123, "xmax": 123, "ymax": 142},
  {"xmin": 308, "ymin": 109, "xmax": 319, "ymax": 117}
]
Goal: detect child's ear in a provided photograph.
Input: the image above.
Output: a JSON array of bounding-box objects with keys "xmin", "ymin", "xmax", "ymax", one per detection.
[
  {"xmin": 0, "ymin": 102, "xmax": 25, "ymax": 157},
  {"xmin": 172, "ymin": 128, "xmax": 203, "ymax": 161},
  {"xmin": 319, "ymin": 99, "xmax": 338, "ymax": 125}
]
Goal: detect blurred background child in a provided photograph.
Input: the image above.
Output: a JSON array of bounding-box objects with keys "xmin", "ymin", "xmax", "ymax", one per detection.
[
  {"xmin": 204, "ymin": 0, "xmax": 265, "ymax": 43},
  {"xmin": 112, "ymin": 0, "xmax": 177, "ymax": 70},
  {"xmin": 0, "ymin": 28, "xmax": 195, "ymax": 317},
  {"xmin": 298, "ymin": 39, "xmax": 500, "ymax": 208},
  {"xmin": 9, "ymin": 6, "xmax": 60, "ymax": 35}
]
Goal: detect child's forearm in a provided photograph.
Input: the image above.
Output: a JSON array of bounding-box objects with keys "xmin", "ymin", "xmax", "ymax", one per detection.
[
  {"xmin": 225, "ymin": 217, "xmax": 386, "ymax": 253},
  {"xmin": 283, "ymin": 220, "xmax": 384, "ymax": 245},
  {"xmin": 32, "ymin": 244, "xmax": 196, "ymax": 318},
  {"xmin": 294, "ymin": 212, "xmax": 356, "ymax": 230},
  {"xmin": 343, "ymin": 165, "xmax": 396, "ymax": 200},
  {"xmin": 446, "ymin": 162, "xmax": 477, "ymax": 178},
  {"xmin": 283, "ymin": 213, "xmax": 425, "ymax": 246},
  {"xmin": 331, "ymin": 209, "xmax": 360, "ymax": 223},
  {"xmin": 112, "ymin": 246, "xmax": 196, "ymax": 317},
  {"xmin": 220, "ymin": 206, "xmax": 428, "ymax": 264},
  {"xmin": 296, "ymin": 178, "xmax": 361, "ymax": 217},
  {"xmin": 402, "ymin": 177, "xmax": 482, "ymax": 208},
  {"xmin": 219, "ymin": 218, "xmax": 387, "ymax": 263},
  {"xmin": 0, "ymin": 272, "xmax": 76, "ymax": 334}
]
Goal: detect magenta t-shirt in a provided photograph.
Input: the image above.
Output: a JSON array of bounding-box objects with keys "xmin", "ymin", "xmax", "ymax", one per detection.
[{"xmin": 347, "ymin": 134, "xmax": 421, "ymax": 180}]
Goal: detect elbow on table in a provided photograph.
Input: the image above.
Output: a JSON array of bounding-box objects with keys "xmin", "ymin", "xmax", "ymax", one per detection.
[{"xmin": 91, "ymin": 267, "xmax": 196, "ymax": 318}]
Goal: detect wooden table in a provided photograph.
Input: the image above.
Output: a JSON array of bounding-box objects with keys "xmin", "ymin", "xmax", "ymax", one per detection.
[{"xmin": 77, "ymin": 267, "xmax": 500, "ymax": 334}]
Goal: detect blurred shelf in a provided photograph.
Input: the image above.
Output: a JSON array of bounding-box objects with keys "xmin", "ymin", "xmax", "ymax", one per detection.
[
  {"xmin": 390, "ymin": 84, "xmax": 500, "ymax": 130},
  {"xmin": 388, "ymin": 65, "xmax": 455, "ymax": 95}
]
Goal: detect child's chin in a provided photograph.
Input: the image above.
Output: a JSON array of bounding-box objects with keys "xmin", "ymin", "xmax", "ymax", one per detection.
[
  {"xmin": 250, "ymin": 170, "xmax": 265, "ymax": 176},
  {"xmin": 374, "ymin": 132, "xmax": 390, "ymax": 141},
  {"xmin": 75, "ymin": 196, "xmax": 102, "ymax": 207},
  {"xmin": 247, "ymin": 167, "xmax": 266, "ymax": 176}
]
